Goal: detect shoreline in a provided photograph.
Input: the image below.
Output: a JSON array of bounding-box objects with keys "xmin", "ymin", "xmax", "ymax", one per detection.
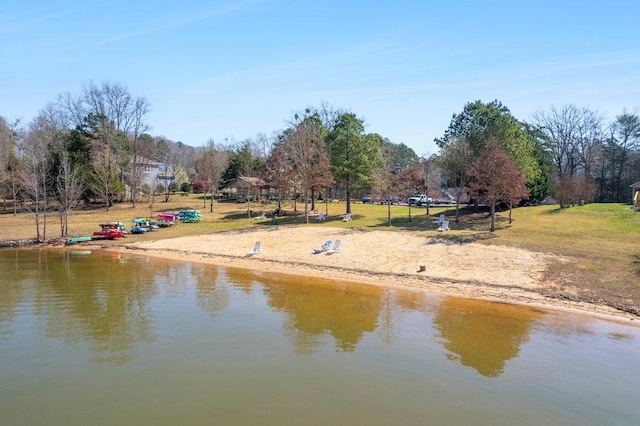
[{"xmin": 80, "ymin": 226, "xmax": 638, "ymax": 324}]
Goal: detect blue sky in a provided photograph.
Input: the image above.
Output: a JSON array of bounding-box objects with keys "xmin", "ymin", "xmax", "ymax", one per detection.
[{"xmin": 2, "ymin": 0, "xmax": 639, "ymax": 156}]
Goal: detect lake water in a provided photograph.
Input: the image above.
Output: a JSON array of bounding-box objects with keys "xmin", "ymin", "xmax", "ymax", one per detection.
[{"xmin": 1, "ymin": 248, "xmax": 639, "ymax": 425}]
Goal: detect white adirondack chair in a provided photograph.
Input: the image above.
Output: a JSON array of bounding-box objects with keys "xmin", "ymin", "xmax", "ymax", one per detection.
[
  {"xmin": 247, "ymin": 241, "xmax": 262, "ymax": 255},
  {"xmin": 437, "ymin": 220, "xmax": 450, "ymax": 231}
]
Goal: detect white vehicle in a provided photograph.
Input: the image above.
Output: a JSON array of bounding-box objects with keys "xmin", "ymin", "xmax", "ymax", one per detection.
[{"xmin": 408, "ymin": 194, "xmax": 432, "ymax": 206}]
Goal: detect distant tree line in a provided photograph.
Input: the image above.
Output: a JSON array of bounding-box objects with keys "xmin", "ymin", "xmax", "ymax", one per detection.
[
  {"xmin": 435, "ymin": 100, "xmax": 640, "ymax": 220},
  {"xmin": 1, "ymin": 82, "xmax": 639, "ymax": 239}
]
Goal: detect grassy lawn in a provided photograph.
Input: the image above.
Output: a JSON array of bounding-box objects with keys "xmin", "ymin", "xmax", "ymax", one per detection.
[{"xmin": 2, "ymin": 195, "xmax": 639, "ymax": 314}]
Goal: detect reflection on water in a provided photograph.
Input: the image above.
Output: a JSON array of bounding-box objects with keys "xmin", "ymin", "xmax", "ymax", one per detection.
[
  {"xmin": 263, "ymin": 274, "xmax": 383, "ymax": 353},
  {"xmin": 214, "ymin": 268, "xmax": 384, "ymax": 353},
  {"xmin": 1, "ymin": 248, "xmax": 639, "ymax": 425},
  {"xmin": 434, "ymin": 297, "xmax": 543, "ymax": 377},
  {"xmin": 193, "ymin": 262, "xmax": 228, "ymax": 317},
  {"xmin": 8, "ymin": 250, "xmax": 158, "ymax": 365}
]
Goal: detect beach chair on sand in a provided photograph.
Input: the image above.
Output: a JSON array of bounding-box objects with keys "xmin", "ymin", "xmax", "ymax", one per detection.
[
  {"xmin": 247, "ymin": 241, "xmax": 261, "ymax": 255},
  {"xmin": 326, "ymin": 239, "xmax": 341, "ymax": 254},
  {"xmin": 315, "ymin": 212, "xmax": 325, "ymax": 221},
  {"xmin": 342, "ymin": 213, "xmax": 352, "ymax": 222},
  {"xmin": 313, "ymin": 240, "xmax": 332, "ymax": 254},
  {"xmin": 437, "ymin": 220, "xmax": 450, "ymax": 231},
  {"xmin": 433, "ymin": 214, "xmax": 445, "ymax": 224}
]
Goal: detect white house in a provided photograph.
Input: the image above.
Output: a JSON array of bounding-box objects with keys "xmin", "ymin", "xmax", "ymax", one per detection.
[{"xmin": 133, "ymin": 157, "xmax": 175, "ymax": 193}]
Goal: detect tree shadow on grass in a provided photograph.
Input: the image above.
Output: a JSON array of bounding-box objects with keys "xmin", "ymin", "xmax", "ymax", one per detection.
[
  {"xmin": 633, "ymin": 254, "xmax": 640, "ymax": 276},
  {"xmin": 545, "ymin": 207, "xmax": 564, "ymax": 214},
  {"xmin": 220, "ymin": 209, "xmax": 363, "ymax": 226},
  {"xmin": 371, "ymin": 207, "xmax": 503, "ymax": 244}
]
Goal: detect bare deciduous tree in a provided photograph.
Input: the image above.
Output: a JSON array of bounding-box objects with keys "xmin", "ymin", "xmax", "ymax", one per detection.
[
  {"xmin": 128, "ymin": 97, "xmax": 151, "ymax": 206},
  {"xmin": 554, "ymin": 175, "xmax": 597, "ymax": 208},
  {"xmin": 90, "ymin": 139, "xmax": 121, "ymax": 211},
  {"xmin": 20, "ymin": 104, "xmax": 68, "ymax": 240},
  {"xmin": 467, "ymin": 140, "xmax": 529, "ymax": 232},
  {"xmin": 414, "ymin": 156, "xmax": 440, "ymax": 216},
  {"xmin": 437, "ymin": 138, "xmax": 474, "ymax": 222},
  {"xmin": 395, "ymin": 165, "xmax": 422, "ymax": 223},
  {"xmin": 260, "ymin": 142, "xmax": 292, "ymax": 215},
  {"xmin": 56, "ymin": 152, "xmax": 83, "ymax": 237},
  {"xmin": 21, "ymin": 122, "xmax": 50, "ymax": 241},
  {"xmin": 532, "ymin": 105, "xmax": 601, "ymax": 178},
  {"xmin": 194, "ymin": 139, "xmax": 229, "ymax": 212},
  {"xmin": 282, "ymin": 119, "xmax": 334, "ymax": 223}
]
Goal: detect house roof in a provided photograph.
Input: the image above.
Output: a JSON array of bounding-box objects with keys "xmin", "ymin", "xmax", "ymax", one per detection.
[
  {"xmin": 226, "ymin": 176, "xmax": 266, "ymax": 189},
  {"xmin": 135, "ymin": 156, "xmax": 161, "ymax": 167},
  {"xmin": 630, "ymin": 181, "xmax": 640, "ymax": 188}
]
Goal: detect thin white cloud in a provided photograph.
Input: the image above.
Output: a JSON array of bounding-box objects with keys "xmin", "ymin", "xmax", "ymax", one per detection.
[
  {"xmin": 99, "ymin": 0, "xmax": 267, "ymax": 45},
  {"xmin": 0, "ymin": 1, "xmax": 99, "ymax": 34},
  {"xmin": 0, "ymin": 9, "xmax": 70, "ymax": 33}
]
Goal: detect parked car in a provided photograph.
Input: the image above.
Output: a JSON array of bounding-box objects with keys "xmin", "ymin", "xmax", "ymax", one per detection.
[
  {"xmin": 408, "ymin": 194, "xmax": 432, "ymax": 206},
  {"xmin": 362, "ymin": 195, "xmax": 373, "ymax": 203}
]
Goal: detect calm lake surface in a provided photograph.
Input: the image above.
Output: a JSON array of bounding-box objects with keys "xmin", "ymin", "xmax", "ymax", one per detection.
[{"xmin": 1, "ymin": 248, "xmax": 639, "ymax": 425}]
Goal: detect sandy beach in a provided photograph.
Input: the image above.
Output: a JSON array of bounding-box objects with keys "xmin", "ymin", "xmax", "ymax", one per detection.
[{"xmin": 100, "ymin": 225, "xmax": 638, "ymax": 323}]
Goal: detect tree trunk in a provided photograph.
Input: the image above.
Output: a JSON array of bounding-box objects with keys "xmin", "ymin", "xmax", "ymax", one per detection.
[
  {"xmin": 310, "ymin": 189, "xmax": 316, "ymax": 211},
  {"xmin": 277, "ymin": 192, "xmax": 282, "ymax": 213},
  {"xmin": 104, "ymin": 177, "xmax": 110, "ymax": 211},
  {"xmin": 12, "ymin": 178, "xmax": 18, "ymax": 216},
  {"xmin": 490, "ymin": 200, "xmax": 496, "ymax": 232},
  {"xmin": 455, "ymin": 191, "xmax": 462, "ymax": 223},
  {"xmin": 42, "ymin": 186, "xmax": 47, "ymax": 241},
  {"xmin": 34, "ymin": 189, "xmax": 41, "ymax": 242}
]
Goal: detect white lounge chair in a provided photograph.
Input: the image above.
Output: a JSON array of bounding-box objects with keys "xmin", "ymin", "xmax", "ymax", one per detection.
[
  {"xmin": 433, "ymin": 214, "xmax": 445, "ymax": 224},
  {"xmin": 437, "ymin": 220, "xmax": 450, "ymax": 231},
  {"xmin": 315, "ymin": 212, "xmax": 325, "ymax": 221},
  {"xmin": 342, "ymin": 213, "xmax": 352, "ymax": 222},
  {"xmin": 326, "ymin": 239, "xmax": 341, "ymax": 254},
  {"xmin": 247, "ymin": 241, "xmax": 261, "ymax": 255},
  {"xmin": 254, "ymin": 211, "xmax": 267, "ymax": 219},
  {"xmin": 313, "ymin": 240, "xmax": 332, "ymax": 254}
]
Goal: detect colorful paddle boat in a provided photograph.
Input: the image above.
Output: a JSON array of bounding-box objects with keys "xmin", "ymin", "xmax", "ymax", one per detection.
[
  {"xmin": 92, "ymin": 223, "xmax": 125, "ymax": 240},
  {"xmin": 131, "ymin": 218, "xmax": 151, "ymax": 234},
  {"xmin": 65, "ymin": 236, "xmax": 93, "ymax": 246},
  {"xmin": 153, "ymin": 213, "xmax": 179, "ymax": 227},
  {"xmin": 106, "ymin": 221, "xmax": 128, "ymax": 234},
  {"xmin": 178, "ymin": 209, "xmax": 202, "ymax": 223}
]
